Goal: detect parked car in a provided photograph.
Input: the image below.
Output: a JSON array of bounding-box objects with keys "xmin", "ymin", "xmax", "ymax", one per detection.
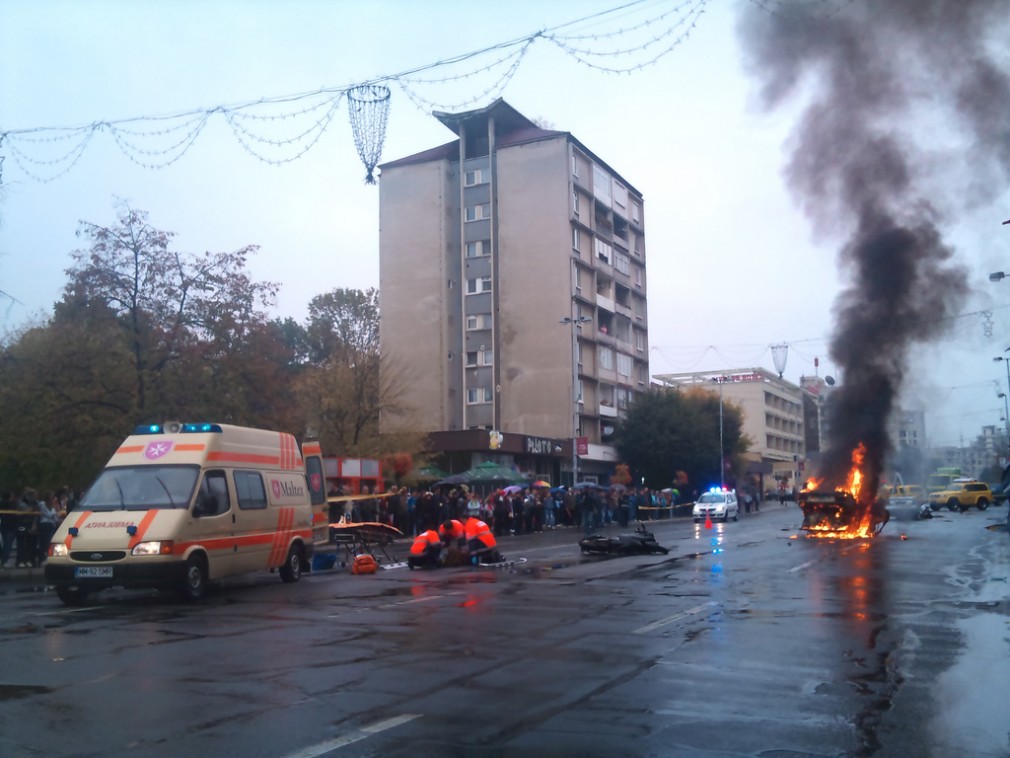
[
  {"xmin": 927, "ymin": 479, "xmax": 993, "ymax": 512},
  {"xmin": 884, "ymin": 484, "xmax": 930, "ymax": 520},
  {"xmin": 692, "ymin": 488, "xmax": 739, "ymax": 523}
]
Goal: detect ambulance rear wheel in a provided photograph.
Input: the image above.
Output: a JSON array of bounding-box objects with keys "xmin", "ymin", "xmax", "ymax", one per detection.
[
  {"xmin": 279, "ymin": 545, "xmax": 302, "ymax": 583},
  {"xmin": 56, "ymin": 585, "xmax": 89, "ymax": 605},
  {"xmin": 179, "ymin": 555, "xmax": 208, "ymax": 601}
]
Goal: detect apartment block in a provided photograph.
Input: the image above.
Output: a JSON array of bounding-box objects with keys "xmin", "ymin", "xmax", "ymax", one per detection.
[
  {"xmin": 654, "ymin": 368, "xmax": 806, "ymax": 488},
  {"xmin": 377, "ymin": 100, "xmax": 649, "ymax": 484}
]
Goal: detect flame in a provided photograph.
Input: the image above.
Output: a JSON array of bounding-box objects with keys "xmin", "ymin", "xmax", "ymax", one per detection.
[{"xmin": 803, "ymin": 442, "xmax": 882, "ymax": 540}]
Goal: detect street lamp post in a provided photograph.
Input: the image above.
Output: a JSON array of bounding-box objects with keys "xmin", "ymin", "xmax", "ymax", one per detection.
[
  {"xmin": 561, "ymin": 314, "xmax": 591, "ymax": 486},
  {"xmin": 995, "ymin": 356, "xmax": 1010, "ymax": 439},
  {"xmin": 711, "ymin": 375, "xmax": 725, "ymax": 489}
]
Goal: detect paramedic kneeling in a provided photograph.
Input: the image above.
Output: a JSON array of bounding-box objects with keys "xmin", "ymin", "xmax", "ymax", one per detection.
[
  {"xmin": 407, "ymin": 528, "xmax": 443, "ymax": 570},
  {"xmin": 462, "ymin": 515, "xmax": 500, "ymax": 564}
]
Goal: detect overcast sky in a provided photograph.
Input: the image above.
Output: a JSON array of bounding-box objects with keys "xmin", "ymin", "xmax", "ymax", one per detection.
[{"xmin": 1, "ymin": 0, "xmax": 1008, "ymax": 449}]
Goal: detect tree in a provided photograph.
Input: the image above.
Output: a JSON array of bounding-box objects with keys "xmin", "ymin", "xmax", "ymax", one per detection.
[
  {"xmin": 290, "ymin": 287, "xmax": 421, "ymax": 458},
  {"xmin": 66, "ymin": 201, "xmax": 278, "ymax": 421},
  {"xmin": 613, "ymin": 386, "xmax": 749, "ymax": 491},
  {"xmin": 0, "ymin": 204, "xmax": 288, "ymax": 494}
]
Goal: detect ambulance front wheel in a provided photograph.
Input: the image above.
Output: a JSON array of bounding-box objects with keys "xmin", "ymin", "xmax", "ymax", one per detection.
[
  {"xmin": 56, "ymin": 585, "xmax": 90, "ymax": 605},
  {"xmin": 179, "ymin": 555, "xmax": 208, "ymax": 601},
  {"xmin": 279, "ymin": 544, "xmax": 303, "ymax": 583}
]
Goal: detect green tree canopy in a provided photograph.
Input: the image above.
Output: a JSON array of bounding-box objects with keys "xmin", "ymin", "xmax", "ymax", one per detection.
[{"xmin": 612, "ymin": 386, "xmax": 749, "ymax": 492}]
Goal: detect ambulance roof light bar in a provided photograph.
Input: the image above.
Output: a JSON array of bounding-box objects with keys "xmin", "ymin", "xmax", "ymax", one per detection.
[{"xmin": 133, "ymin": 422, "xmax": 223, "ymax": 435}]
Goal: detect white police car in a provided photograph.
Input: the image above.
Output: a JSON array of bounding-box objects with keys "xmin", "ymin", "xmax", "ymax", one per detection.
[{"xmin": 692, "ymin": 488, "xmax": 739, "ymax": 523}]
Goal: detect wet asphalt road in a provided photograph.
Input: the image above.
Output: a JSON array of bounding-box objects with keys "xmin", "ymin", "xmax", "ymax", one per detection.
[{"xmin": 1, "ymin": 504, "xmax": 1008, "ymax": 757}]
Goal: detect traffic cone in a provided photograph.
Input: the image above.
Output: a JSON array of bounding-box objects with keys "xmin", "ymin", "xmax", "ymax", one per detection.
[{"xmin": 705, "ymin": 514, "xmax": 713, "ymax": 530}]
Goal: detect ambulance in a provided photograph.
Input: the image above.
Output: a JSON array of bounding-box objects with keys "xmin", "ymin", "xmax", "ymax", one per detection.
[{"xmin": 45, "ymin": 422, "xmax": 328, "ymax": 604}]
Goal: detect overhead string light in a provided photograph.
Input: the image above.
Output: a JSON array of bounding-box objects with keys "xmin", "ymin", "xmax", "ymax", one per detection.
[
  {"xmin": 545, "ymin": 0, "xmax": 709, "ymax": 74},
  {"xmin": 347, "ymin": 85, "xmax": 390, "ymax": 184},
  {"xmin": 396, "ymin": 40, "xmax": 535, "ymax": 113},
  {"xmin": 224, "ymin": 92, "xmax": 344, "ymax": 165},
  {"xmin": 0, "ymin": 0, "xmax": 714, "ymax": 185}
]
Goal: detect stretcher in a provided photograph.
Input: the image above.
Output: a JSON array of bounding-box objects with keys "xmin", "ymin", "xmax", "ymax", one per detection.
[{"xmin": 327, "ymin": 521, "xmax": 404, "ymax": 566}]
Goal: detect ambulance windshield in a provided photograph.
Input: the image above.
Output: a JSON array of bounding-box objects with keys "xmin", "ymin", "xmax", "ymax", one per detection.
[{"xmin": 82, "ymin": 465, "xmax": 200, "ymax": 511}]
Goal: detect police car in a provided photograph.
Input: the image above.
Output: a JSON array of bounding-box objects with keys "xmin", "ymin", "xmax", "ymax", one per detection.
[{"xmin": 692, "ymin": 488, "xmax": 739, "ymax": 523}]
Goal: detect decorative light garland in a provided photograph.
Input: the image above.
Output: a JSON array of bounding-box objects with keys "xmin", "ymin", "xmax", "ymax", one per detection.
[{"xmin": 0, "ymin": 0, "xmax": 729, "ymax": 185}]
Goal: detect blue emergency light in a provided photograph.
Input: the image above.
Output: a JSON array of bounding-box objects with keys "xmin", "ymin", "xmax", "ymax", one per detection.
[{"xmin": 133, "ymin": 422, "xmax": 223, "ymax": 435}]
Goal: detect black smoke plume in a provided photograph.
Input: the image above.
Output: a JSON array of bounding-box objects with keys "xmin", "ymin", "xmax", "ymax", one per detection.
[{"xmin": 738, "ymin": 0, "xmax": 1010, "ymax": 495}]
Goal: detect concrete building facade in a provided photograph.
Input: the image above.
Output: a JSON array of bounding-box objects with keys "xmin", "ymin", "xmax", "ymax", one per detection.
[
  {"xmin": 378, "ymin": 100, "xmax": 649, "ymax": 484},
  {"xmin": 654, "ymin": 368, "xmax": 807, "ymax": 488}
]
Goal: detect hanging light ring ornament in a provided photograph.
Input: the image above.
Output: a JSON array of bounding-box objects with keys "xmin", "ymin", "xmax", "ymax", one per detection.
[{"xmin": 347, "ymin": 84, "xmax": 391, "ymax": 185}]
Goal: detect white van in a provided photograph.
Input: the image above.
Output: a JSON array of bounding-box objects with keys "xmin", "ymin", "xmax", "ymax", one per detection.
[{"xmin": 45, "ymin": 422, "xmax": 327, "ymax": 604}]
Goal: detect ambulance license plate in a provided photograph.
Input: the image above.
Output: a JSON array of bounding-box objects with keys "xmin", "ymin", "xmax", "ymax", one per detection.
[{"xmin": 75, "ymin": 566, "xmax": 113, "ymax": 578}]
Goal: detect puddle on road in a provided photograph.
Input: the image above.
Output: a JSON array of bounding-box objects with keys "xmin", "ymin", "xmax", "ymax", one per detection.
[{"xmin": 0, "ymin": 683, "xmax": 54, "ymax": 701}]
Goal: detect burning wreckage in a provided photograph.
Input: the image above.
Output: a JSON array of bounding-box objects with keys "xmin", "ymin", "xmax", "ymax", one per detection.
[
  {"xmin": 798, "ymin": 444, "xmax": 889, "ymax": 538},
  {"xmin": 797, "ymin": 487, "xmax": 889, "ymax": 538}
]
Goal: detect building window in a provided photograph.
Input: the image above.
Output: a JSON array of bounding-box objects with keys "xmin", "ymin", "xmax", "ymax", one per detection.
[
  {"xmin": 617, "ymin": 352, "xmax": 632, "ymax": 377},
  {"xmin": 573, "ymin": 190, "xmax": 580, "ymax": 219},
  {"xmin": 466, "ymin": 387, "xmax": 493, "ymax": 405},
  {"xmin": 466, "ymin": 276, "xmax": 492, "ymax": 294},
  {"xmin": 613, "ymin": 183, "xmax": 628, "ymax": 212},
  {"xmin": 593, "ymin": 165, "xmax": 612, "ymax": 206},
  {"xmin": 464, "ymin": 169, "xmax": 484, "ymax": 186},
  {"xmin": 571, "ymin": 154, "xmax": 579, "ymax": 178},
  {"xmin": 577, "ymin": 379, "xmax": 584, "ymax": 403},
  {"xmin": 595, "ymin": 238, "xmax": 611, "ymax": 265},
  {"xmin": 572, "ymin": 227, "xmax": 580, "ymax": 252},
  {"xmin": 465, "ymin": 240, "xmax": 488, "ymax": 258},
  {"xmin": 599, "ymin": 346, "xmax": 614, "ymax": 370},
  {"xmin": 465, "ymin": 203, "xmax": 491, "ymax": 221},
  {"xmin": 466, "ymin": 313, "xmax": 491, "ymax": 330},
  {"xmin": 614, "ymin": 251, "xmax": 630, "ymax": 275},
  {"xmin": 468, "ymin": 350, "xmax": 493, "ymax": 367},
  {"xmin": 635, "ymin": 329, "xmax": 645, "ymax": 352}
]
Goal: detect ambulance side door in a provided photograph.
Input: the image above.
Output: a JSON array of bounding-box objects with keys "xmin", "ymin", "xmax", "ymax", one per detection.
[
  {"xmin": 232, "ymin": 469, "xmax": 274, "ymax": 573},
  {"xmin": 190, "ymin": 470, "xmax": 238, "ymax": 580}
]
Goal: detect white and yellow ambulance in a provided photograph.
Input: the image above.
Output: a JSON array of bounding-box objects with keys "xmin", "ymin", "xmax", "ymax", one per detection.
[{"xmin": 45, "ymin": 422, "xmax": 327, "ymax": 604}]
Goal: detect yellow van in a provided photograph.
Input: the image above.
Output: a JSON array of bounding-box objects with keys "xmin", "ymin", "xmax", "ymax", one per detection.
[{"xmin": 45, "ymin": 422, "xmax": 326, "ymax": 604}]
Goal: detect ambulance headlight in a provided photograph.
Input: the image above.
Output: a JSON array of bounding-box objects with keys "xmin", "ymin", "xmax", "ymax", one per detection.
[
  {"xmin": 50, "ymin": 543, "xmax": 69, "ymax": 558},
  {"xmin": 131, "ymin": 541, "xmax": 174, "ymax": 556}
]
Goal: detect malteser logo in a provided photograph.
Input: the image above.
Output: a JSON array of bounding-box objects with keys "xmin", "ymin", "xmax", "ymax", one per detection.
[
  {"xmin": 271, "ymin": 479, "xmax": 305, "ymax": 498},
  {"xmin": 144, "ymin": 441, "xmax": 173, "ymax": 460}
]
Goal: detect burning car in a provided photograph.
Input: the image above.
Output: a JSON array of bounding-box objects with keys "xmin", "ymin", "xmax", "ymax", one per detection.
[{"xmin": 798, "ymin": 487, "xmax": 888, "ymax": 537}]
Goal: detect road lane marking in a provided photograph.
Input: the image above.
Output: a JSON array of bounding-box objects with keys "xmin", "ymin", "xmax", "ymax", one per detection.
[
  {"xmin": 633, "ymin": 601, "xmax": 718, "ymax": 634},
  {"xmin": 326, "ymin": 592, "xmax": 463, "ymax": 618},
  {"xmin": 282, "ymin": 714, "xmax": 421, "ymax": 758},
  {"xmin": 788, "ymin": 559, "xmax": 816, "ymax": 573}
]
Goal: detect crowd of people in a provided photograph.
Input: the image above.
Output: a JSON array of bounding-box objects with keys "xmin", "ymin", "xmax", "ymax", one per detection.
[
  {"xmin": 0, "ymin": 487, "xmax": 75, "ymax": 569},
  {"xmin": 396, "ymin": 484, "xmax": 678, "ymax": 547}
]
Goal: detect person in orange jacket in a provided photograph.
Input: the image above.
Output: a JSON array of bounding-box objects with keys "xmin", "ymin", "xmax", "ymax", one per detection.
[
  {"xmin": 407, "ymin": 526, "xmax": 443, "ymax": 570},
  {"xmin": 460, "ymin": 514, "xmax": 501, "ymax": 564},
  {"xmin": 438, "ymin": 518, "xmax": 466, "ymax": 549}
]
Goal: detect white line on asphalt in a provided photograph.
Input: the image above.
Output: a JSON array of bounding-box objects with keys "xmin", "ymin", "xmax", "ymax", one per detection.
[
  {"xmin": 788, "ymin": 559, "xmax": 816, "ymax": 573},
  {"xmin": 32, "ymin": 606, "xmax": 103, "ymax": 616},
  {"xmin": 326, "ymin": 593, "xmax": 462, "ymax": 618},
  {"xmin": 282, "ymin": 714, "xmax": 421, "ymax": 758},
  {"xmin": 633, "ymin": 601, "xmax": 718, "ymax": 634}
]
